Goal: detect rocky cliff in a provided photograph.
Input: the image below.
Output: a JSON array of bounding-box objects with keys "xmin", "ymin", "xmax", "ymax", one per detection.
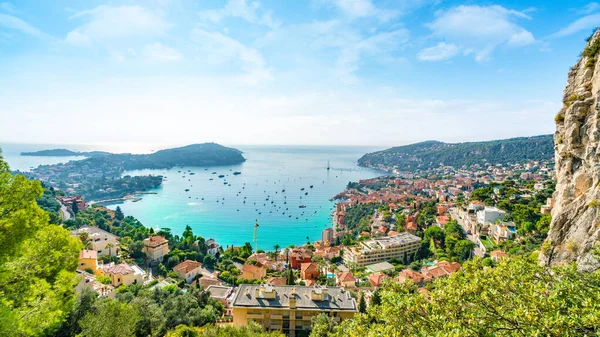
[{"xmin": 540, "ymin": 30, "xmax": 600, "ymax": 271}]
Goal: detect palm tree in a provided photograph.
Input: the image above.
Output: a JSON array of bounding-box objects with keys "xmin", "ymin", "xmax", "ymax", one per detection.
[
  {"xmin": 106, "ymin": 243, "xmax": 115, "ymax": 256},
  {"xmin": 306, "ymin": 236, "xmax": 310, "ymax": 245},
  {"xmin": 273, "ymin": 244, "xmax": 280, "ymax": 262}
]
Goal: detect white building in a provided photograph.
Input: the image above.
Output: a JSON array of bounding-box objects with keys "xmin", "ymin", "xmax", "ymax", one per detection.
[
  {"xmin": 476, "ymin": 207, "xmax": 507, "ymax": 225},
  {"xmin": 71, "ymin": 226, "xmax": 119, "ymax": 257}
]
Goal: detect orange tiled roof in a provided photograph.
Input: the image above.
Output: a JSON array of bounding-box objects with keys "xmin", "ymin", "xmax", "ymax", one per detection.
[{"xmin": 173, "ymin": 260, "xmax": 201, "ymax": 273}]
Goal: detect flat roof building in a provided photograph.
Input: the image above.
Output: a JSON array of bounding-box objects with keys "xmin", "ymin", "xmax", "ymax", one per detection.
[
  {"xmin": 343, "ymin": 232, "xmax": 421, "ymax": 267},
  {"xmin": 231, "ymin": 284, "xmax": 356, "ymax": 337}
]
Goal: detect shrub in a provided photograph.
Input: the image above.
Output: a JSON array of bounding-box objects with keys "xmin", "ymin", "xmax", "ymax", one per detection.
[
  {"xmin": 541, "ymin": 240, "xmax": 551, "ymax": 255},
  {"xmin": 555, "ymin": 113, "xmax": 565, "ymax": 124}
]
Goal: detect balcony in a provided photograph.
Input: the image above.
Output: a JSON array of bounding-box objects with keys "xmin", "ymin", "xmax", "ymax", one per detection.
[
  {"xmin": 270, "ymin": 313, "xmax": 283, "ymax": 320},
  {"xmin": 247, "ymin": 313, "xmax": 264, "ymax": 319},
  {"xmin": 270, "ymin": 324, "xmax": 282, "ymax": 330}
]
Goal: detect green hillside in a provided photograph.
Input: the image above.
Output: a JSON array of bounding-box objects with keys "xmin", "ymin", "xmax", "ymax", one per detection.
[{"xmin": 358, "ymin": 135, "xmax": 554, "ymax": 171}]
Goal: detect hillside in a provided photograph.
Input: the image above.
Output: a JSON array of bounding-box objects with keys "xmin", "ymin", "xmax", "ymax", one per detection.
[
  {"xmin": 358, "ymin": 135, "xmax": 554, "ymax": 172},
  {"xmin": 21, "ymin": 149, "xmax": 111, "ymax": 157}
]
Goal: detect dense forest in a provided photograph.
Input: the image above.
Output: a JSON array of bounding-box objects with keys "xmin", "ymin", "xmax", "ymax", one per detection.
[{"xmin": 358, "ymin": 135, "xmax": 553, "ymax": 171}]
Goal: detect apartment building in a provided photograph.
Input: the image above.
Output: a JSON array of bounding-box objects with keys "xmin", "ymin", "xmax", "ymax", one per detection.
[
  {"xmin": 71, "ymin": 226, "xmax": 119, "ymax": 257},
  {"xmin": 343, "ymin": 233, "xmax": 421, "ymax": 268},
  {"xmin": 231, "ymin": 284, "xmax": 356, "ymax": 337}
]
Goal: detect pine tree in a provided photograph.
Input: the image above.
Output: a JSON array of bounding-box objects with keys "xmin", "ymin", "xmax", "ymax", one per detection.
[
  {"xmin": 72, "ymin": 201, "xmax": 79, "ymax": 215},
  {"xmin": 358, "ymin": 292, "xmax": 367, "ymax": 313},
  {"xmin": 115, "ymin": 206, "xmax": 124, "ymax": 220},
  {"xmin": 371, "ymin": 288, "xmax": 382, "ymax": 306},
  {"xmin": 286, "ymin": 267, "xmax": 296, "ymax": 285}
]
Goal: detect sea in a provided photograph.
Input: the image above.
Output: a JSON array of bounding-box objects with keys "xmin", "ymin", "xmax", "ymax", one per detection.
[{"xmin": 0, "ymin": 143, "xmax": 385, "ymax": 249}]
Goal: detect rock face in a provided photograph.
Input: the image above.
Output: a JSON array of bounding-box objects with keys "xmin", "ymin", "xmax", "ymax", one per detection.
[{"xmin": 540, "ymin": 30, "xmax": 600, "ymax": 271}]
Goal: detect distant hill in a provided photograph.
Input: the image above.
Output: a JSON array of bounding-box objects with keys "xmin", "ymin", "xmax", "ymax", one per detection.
[
  {"xmin": 23, "ymin": 143, "xmax": 245, "ymax": 169},
  {"xmin": 358, "ymin": 135, "xmax": 554, "ymax": 172},
  {"xmin": 21, "ymin": 149, "xmax": 111, "ymax": 157}
]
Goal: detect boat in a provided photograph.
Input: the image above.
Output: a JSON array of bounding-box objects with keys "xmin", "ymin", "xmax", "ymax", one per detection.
[
  {"xmin": 299, "ymin": 205, "xmax": 307, "ymax": 208},
  {"xmin": 305, "ymin": 192, "xmax": 308, "ymax": 195},
  {"xmin": 233, "ymin": 171, "xmax": 241, "ymax": 175},
  {"xmin": 282, "ymin": 189, "xmax": 285, "ymax": 192},
  {"xmin": 301, "ymin": 188, "xmax": 305, "ymax": 191},
  {"xmin": 185, "ymin": 189, "xmax": 190, "ymax": 192},
  {"xmin": 190, "ymin": 172, "xmax": 195, "ymax": 175},
  {"xmin": 327, "ymin": 160, "xmax": 330, "ymax": 170},
  {"xmin": 212, "ymin": 172, "xmax": 217, "ymax": 174},
  {"xmin": 218, "ymin": 175, "xmax": 225, "ymax": 178},
  {"xmin": 310, "ymin": 185, "xmax": 313, "ymax": 188},
  {"xmin": 209, "ymin": 178, "xmax": 213, "ymax": 180}
]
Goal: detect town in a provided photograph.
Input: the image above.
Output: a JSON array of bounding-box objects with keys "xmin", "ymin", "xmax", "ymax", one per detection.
[{"xmin": 56, "ymin": 156, "xmax": 555, "ymax": 337}]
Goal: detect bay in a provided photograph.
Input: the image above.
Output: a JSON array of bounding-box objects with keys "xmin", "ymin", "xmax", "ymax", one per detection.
[{"xmin": 1, "ymin": 143, "xmax": 384, "ymax": 249}]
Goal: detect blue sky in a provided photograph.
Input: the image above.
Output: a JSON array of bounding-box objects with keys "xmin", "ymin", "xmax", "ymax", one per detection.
[{"xmin": 0, "ymin": 0, "xmax": 598, "ymax": 147}]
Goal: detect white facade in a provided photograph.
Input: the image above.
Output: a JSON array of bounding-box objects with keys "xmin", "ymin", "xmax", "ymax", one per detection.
[{"xmin": 476, "ymin": 207, "xmax": 507, "ymax": 225}]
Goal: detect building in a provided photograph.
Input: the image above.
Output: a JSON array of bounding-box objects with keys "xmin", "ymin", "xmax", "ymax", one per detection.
[
  {"xmin": 71, "ymin": 226, "xmax": 119, "ymax": 257},
  {"xmin": 78, "ymin": 250, "xmax": 99, "ymax": 274},
  {"xmin": 242, "ymin": 264, "xmax": 267, "ymax": 280},
  {"xmin": 206, "ymin": 238, "xmax": 220, "ymax": 257},
  {"xmin": 398, "ymin": 269, "xmax": 426, "ymax": 286},
  {"xmin": 368, "ymin": 272, "xmax": 387, "ymax": 287},
  {"xmin": 343, "ymin": 233, "xmax": 421, "ymax": 268},
  {"xmin": 102, "ymin": 263, "xmax": 145, "ymax": 287},
  {"xmin": 173, "ymin": 260, "xmax": 202, "ymax": 283},
  {"xmin": 300, "ymin": 262, "xmax": 320, "ymax": 283},
  {"xmin": 336, "ymin": 272, "xmax": 356, "ymax": 288},
  {"xmin": 287, "ymin": 247, "xmax": 312, "ymax": 269},
  {"xmin": 207, "ymin": 285, "xmax": 235, "ymax": 311},
  {"xmin": 490, "ymin": 250, "xmax": 509, "ymax": 262},
  {"xmin": 476, "ymin": 207, "xmax": 507, "ymax": 225},
  {"xmin": 322, "ymin": 228, "xmax": 334, "ymax": 243},
  {"xmin": 143, "ymin": 235, "xmax": 170, "ymax": 261},
  {"xmin": 231, "ymin": 284, "xmax": 357, "ymax": 337},
  {"xmin": 420, "ymin": 261, "xmax": 461, "ymax": 280},
  {"xmin": 266, "ymin": 276, "xmax": 287, "ymax": 286},
  {"xmin": 491, "ymin": 222, "xmax": 517, "ymax": 244}
]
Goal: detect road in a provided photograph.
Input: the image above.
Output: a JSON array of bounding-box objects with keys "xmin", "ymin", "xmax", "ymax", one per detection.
[
  {"xmin": 449, "ymin": 207, "xmax": 485, "ymax": 258},
  {"xmin": 60, "ymin": 204, "xmax": 71, "ymax": 220}
]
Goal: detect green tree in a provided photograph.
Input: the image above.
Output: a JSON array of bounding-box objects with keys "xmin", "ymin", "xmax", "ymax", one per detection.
[
  {"xmin": 358, "ymin": 292, "xmax": 367, "ymax": 313},
  {"xmin": 115, "ymin": 206, "xmax": 124, "ymax": 220},
  {"xmin": 453, "ymin": 240, "xmax": 475, "ymax": 262},
  {"xmin": 273, "ymin": 244, "xmax": 280, "ymax": 262},
  {"xmin": 286, "ymin": 267, "xmax": 296, "ymax": 285},
  {"xmin": 371, "ymin": 288, "xmax": 382, "ymax": 306},
  {"xmin": 310, "ymin": 314, "xmax": 338, "ymax": 337},
  {"xmin": 72, "ymin": 201, "xmax": 79, "ymax": 215},
  {"xmin": 424, "ymin": 226, "xmax": 445, "ymax": 244},
  {"xmin": 330, "ymin": 255, "xmax": 600, "ymax": 337},
  {"xmin": 79, "ymin": 299, "xmax": 137, "ymax": 337},
  {"xmin": 0, "ymin": 154, "xmax": 82, "ymax": 336}
]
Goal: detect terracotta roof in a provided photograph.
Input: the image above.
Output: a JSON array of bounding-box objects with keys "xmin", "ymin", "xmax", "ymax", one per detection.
[
  {"xmin": 80, "ymin": 249, "xmax": 97, "ymax": 259},
  {"xmin": 242, "ymin": 264, "xmax": 264, "ymax": 274},
  {"xmin": 398, "ymin": 269, "xmax": 424, "ymax": 284},
  {"xmin": 144, "ymin": 235, "xmax": 168, "ymax": 247},
  {"xmin": 197, "ymin": 276, "xmax": 222, "ymax": 289},
  {"xmin": 490, "ymin": 250, "xmax": 508, "ymax": 259},
  {"xmin": 387, "ymin": 230, "xmax": 399, "ymax": 236},
  {"xmin": 301, "ymin": 262, "xmax": 319, "ymax": 273},
  {"xmin": 104, "ymin": 263, "xmax": 135, "ymax": 275},
  {"xmin": 266, "ymin": 276, "xmax": 287, "ymax": 286},
  {"xmin": 337, "ymin": 272, "xmax": 355, "ymax": 283},
  {"xmin": 173, "ymin": 260, "xmax": 201, "ymax": 273},
  {"xmin": 368, "ymin": 272, "xmax": 387, "ymax": 287}
]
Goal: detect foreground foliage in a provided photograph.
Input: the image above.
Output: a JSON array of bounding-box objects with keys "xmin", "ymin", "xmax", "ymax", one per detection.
[
  {"xmin": 0, "ymin": 153, "xmax": 82, "ymax": 336},
  {"xmin": 320, "ymin": 255, "xmax": 600, "ymax": 337}
]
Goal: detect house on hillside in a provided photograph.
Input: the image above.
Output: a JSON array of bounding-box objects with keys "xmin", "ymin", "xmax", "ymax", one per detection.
[
  {"xmin": 300, "ymin": 262, "xmax": 320, "ymax": 283},
  {"xmin": 143, "ymin": 235, "xmax": 170, "ymax": 261},
  {"xmin": 242, "ymin": 264, "xmax": 266, "ymax": 280},
  {"xmin": 173, "ymin": 260, "xmax": 202, "ymax": 283}
]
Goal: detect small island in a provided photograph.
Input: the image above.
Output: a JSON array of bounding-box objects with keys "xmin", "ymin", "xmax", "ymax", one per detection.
[{"xmin": 20, "ymin": 143, "xmax": 245, "ymax": 201}]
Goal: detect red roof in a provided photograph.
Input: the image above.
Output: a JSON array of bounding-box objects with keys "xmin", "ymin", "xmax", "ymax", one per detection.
[{"xmin": 173, "ymin": 260, "xmax": 201, "ymax": 273}]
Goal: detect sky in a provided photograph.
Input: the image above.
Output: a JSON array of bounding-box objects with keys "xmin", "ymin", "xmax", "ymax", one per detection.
[{"xmin": 0, "ymin": 0, "xmax": 598, "ymax": 147}]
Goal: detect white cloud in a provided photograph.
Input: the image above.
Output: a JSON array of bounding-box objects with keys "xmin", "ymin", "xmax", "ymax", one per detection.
[
  {"xmin": 65, "ymin": 5, "xmax": 170, "ymax": 46},
  {"xmin": 0, "ymin": 2, "xmax": 17, "ymax": 14},
  {"xmin": 142, "ymin": 42, "xmax": 182, "ymax": 62},
  {"xmin": 191, "ymin": 29, "xmax": 272, "ymax": 85},
  {"xmin": 336, "ymin": 29, "xmax": 409, "ymax": 83},
  {"xmin": 0, "ymin": 13, "xmax": 48, "ymax": 38},
  {"xmin": 199, "ymin": 0, "xmax": 280, "ymax": 29},
  {"xmin": 318, "ymin": 0, "xmax": 398, "ymax": 21},
  {"xmin": 553, "ymin": 13, "xmax": 600, "ymax": 37},
  {"xmin": 427, "ymin": 5, "xmax": 535, "ymax": 62},
  {"xmin": 417, "ymin": 42, "xmax": 459, "ymax": 61},
  {"xmin": 577, "ymin": 2, "xmax": 600, "ymax": 15}
]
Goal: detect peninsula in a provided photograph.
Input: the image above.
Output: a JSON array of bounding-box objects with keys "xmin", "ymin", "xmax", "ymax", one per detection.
[{"xmin": 20, "ymin": 143, "xmax": 245, "ymax": 201}]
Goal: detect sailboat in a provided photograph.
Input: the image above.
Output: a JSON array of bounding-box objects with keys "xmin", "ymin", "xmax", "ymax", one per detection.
[{"xmin": 327, "ymin": 160, "xmax": 330, "ymax": 170}]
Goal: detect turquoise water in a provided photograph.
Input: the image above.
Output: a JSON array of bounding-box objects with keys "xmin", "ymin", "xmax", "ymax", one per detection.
[{"xmin": 1, "ymin": 144, "xmax": 385, "ymax": 248}]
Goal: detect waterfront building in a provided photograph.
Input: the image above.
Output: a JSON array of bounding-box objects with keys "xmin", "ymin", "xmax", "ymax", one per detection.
[
  {"xmin": 343, "ymin": 233, "xmax": 421, "ymax": 268},
  {"xmin": 321, "ymin": 228, "xmax": 334, "ymax": 243},
  {"xmin": 231, "ymin": 284, "xmax": 357, "ymax": 337}
]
